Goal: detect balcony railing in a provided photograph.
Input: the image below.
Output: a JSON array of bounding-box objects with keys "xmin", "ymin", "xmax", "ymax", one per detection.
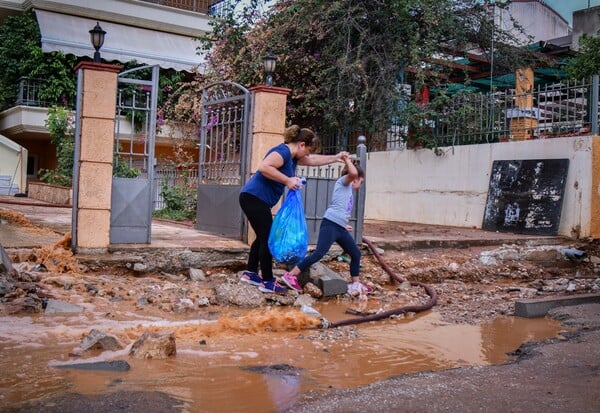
[
  {"xmin": 16, "ymin": 77, "xmax": 49, "ymax": 108},
  {"xmin": 137, "ymin": 0, "xmax": 235, "ymax": 15}
]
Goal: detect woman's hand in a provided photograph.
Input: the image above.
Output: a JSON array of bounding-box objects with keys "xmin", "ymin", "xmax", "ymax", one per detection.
[
  {"xmin": 337, "ymin": 151, "xmax": 350, "ymax": 162},
  {"xmin": 286, "ymin": 176, "xmax": 303, "ymax": 190}
]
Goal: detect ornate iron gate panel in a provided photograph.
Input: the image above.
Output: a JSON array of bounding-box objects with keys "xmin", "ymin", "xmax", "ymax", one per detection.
[
  {"xmin": 110, "ymin": 65, "xmax": 159, "ymax": 244},
  {"xmin": 196, "ymin": 81, "xmax": 250, "ymax": 238}
]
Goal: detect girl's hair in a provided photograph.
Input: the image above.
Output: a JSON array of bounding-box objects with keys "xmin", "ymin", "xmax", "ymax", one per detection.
[
  {"xmin": 284, "ymin": 125, "xmax": 322, "ymax": 153},
  {"xmin": 341, "ymin": 162, "xmax": 365, "ymax": 179}
]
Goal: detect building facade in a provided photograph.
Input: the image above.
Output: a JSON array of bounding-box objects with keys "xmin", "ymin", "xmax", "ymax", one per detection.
[{"xmin": 0, "ymin": 0, "xmax": 224, "ymax": 192}]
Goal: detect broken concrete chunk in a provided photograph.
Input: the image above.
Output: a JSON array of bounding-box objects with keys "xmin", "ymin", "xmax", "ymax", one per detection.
[
  {"xmin": 189, "ymin": 268, "xmax": 206, "ymax": 281},
  {"xmin": 54, "ymin": 360, "xmax": 130, "ymax": 372},
  {"xmin": 133, "ymin": 263, "xmax": 147, "ymax": 272},
  {"xmin": 129, "ymin": 331, "xmax": 176, "ymax": 359},
  {"xmin": 0, "ymin": 244, "xmax": 15, "ymax": 276},
  {"xmin": 80, "ymin": 329, "xmax": 124, "ymax": 351}
]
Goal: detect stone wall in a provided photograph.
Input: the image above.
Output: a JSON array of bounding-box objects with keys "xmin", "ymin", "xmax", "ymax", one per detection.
[{"xmin": 28, "ymin": 182, "xmax": 72, "ymax": 205}]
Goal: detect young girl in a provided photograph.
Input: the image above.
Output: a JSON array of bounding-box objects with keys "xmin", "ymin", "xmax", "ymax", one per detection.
[{"xmin": 280, "ymin": 153, "xmax": 369, "ymax": 296}]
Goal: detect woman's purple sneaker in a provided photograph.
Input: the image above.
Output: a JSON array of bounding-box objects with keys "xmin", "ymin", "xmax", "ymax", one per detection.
[
  {"xmin": 240, "ymin": 271, "xmax": 262, "ymax": 286},
  {"xmin": 258, "ymin": 280, "xmax": 287, "ymax": 294}
]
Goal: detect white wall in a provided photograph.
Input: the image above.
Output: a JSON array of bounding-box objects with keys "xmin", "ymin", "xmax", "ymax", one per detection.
[
  {"xmin": 500, "ymin": 1, "xmax": 570, "ymax": 44},
  {"xmin": 572, "ymin": 5, "xmax": 600, "ymax": 50},
  {"xmin": 365, "ymin": 136, "xmax": 594, "ymax": 238},
  {"xmin": 0, "ymin": 134, "xmax": 27, "ymax": 193}
]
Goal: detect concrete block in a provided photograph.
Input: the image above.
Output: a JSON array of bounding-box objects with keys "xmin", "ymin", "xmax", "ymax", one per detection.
[
  {"xmin": 81, "ymin": 70, "xmax": 118, "ymax": 119},
  {"xmin": 80, "ymin": 118, "xmax": 115, "ymax": 163},
  {"xmin": 76, "ymin": 209, "xmax": 110, "ymax": 249},
  {"xmin": 515, "ymin": 293, "xmax": 600, "ymax": 318},
  {"xmin": 0, "ymin": 244, "xmax": 14, "ymax": 275},
  {"xmin": 45, "ymin": 299, "xmax": 85, "ymax": 314},
  {"xmin": 251, "ymin": 89, "xmax": 287, "ymax": 134},
  {"xmin": 298, "ymin": 262, "xmax": 347, "ymax": 297},
  {"xmin": 77, "ymin": 162, "xmax": 113, "ymax": 209}
]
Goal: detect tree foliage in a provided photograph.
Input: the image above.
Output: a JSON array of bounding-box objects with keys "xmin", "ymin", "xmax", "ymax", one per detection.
[
  {"xmin": 165, "ymin": 0, "xmax": 537, "ymax": 149},
  {"xmin": 0, "ymin": 12, "xmax": 78, "ymax": 110},
  {"xmin": 565, "ymin": 34, "xmax": 600, "ymax": 80},
  {"xmin": 38, "ymin": 106, "xmax": 75, "ymax": 187}
]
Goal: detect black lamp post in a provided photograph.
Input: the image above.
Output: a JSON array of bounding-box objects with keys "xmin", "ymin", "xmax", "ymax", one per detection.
[
  {"xmin": 262, "ymin": 51, "xmax": 277, "ymax": 86},
  {"xmin": 89, "ymin": 22, "xmax": 106, "ymax": 63}
]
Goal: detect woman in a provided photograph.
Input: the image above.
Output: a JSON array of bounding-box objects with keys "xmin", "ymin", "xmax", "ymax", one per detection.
[{"xmin": 239, "ymin": 125, "xmax": 347, "ymax": 293}]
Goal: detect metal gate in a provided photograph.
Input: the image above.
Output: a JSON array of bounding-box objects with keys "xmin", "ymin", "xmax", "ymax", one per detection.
[
  {"xmin": 110, "ymin": 65, "xmax": 159, "ymax": 244},
  {"xmin": 196, "ymin": 81, "xmax": 250, "ymax": 238}
]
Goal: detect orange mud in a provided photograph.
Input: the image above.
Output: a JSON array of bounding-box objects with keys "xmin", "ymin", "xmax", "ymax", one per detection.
[
  {"xmin": 10, "ymin": 232, "xmax": 81, "ymax": 274},
  {"xmin": 1, "ymin": 209, "xmax": 77, "ymax": 272},
  {"xmin": 0, "ymin": 208, "xmax": 56, "ymax": 235},
  {"xmin": 125, "ymin": 309, "xmax": 322, "ymax": 342}
]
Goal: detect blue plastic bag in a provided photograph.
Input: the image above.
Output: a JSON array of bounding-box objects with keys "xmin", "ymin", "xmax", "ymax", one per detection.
[{"xmin": 268, "ymin": 189, "xmax": 308, "ymax": 264}]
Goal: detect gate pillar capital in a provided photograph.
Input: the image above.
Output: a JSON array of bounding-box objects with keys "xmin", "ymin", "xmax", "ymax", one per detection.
[{"xmin": 72, "ymin": 62, "xmax": 121, "ymax": 253}]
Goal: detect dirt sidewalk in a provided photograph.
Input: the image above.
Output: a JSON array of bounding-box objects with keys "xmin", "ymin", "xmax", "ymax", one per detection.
[{"xmin": 0, "ymin": 195, "xmax": 566, "ymax": 252}]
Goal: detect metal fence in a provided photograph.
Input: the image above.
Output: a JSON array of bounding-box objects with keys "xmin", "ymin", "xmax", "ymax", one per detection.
[
  {"xmin": 318, "ymin": 76, "xmax": 600, "ymax": 153},
  {"xmin": 153, "ymin": 169, "xmax": 199, "ymax": 210},
  {"xmin": 382, "ymin": 76, "xmax": 600, "ymax": 151}
]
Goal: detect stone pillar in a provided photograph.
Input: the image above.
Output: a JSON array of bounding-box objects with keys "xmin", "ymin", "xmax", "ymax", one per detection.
[
  {"xmin": 245, "ymin": 85, "xmax": 291, "ymax": 244},
  {"xmin": 73, "ymin": 62, "xmax": 121, "ymax": 253},
  {"xmin": 510, "ymin": 67, "xmax": 538, "ymax": 141}
]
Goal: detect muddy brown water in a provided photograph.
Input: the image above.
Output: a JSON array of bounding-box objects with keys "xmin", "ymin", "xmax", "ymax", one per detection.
[{"xmin": 0, "ymin": 300, "xmax": 563, "ymax": 413}]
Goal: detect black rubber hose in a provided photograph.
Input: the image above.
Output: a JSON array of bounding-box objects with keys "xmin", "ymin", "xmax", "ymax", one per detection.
[{"xmin": 324, "ymin": 237, "xmax": 438, "ymax": 328}]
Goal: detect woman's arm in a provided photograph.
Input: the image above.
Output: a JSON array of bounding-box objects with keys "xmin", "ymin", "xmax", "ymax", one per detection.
[
  {"xmin": 258, "ymin": 151, "xmax": 299, "ymax": 189},
  {"xmin": 298, "ymin": 151, "xmax": 347, "ymax": 166}
]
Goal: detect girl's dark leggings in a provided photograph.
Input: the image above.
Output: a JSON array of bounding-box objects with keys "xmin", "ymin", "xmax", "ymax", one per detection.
[
  {"xmin": 296, "ymin": 218, "xmax": 361, "ymax": 277},
  {"xmin": 239, "ymin": 192, "xmax": 274, "ymax": 281}
]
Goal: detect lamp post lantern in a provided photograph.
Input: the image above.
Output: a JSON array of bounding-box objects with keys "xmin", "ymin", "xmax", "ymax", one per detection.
[
  {"xmin": 89, "ymin": 22, "xmax": 106, "ymax": 63},
  {"xmin": 262, "ymin": 51, "xmax": 277, "ymax": 86}
]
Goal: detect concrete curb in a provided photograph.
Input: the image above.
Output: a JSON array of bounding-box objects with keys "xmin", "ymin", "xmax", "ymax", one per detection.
[
  {"xmin": 363, "ymin": 236, "xmax": 568, "ymax": 251},
  {"xmin": 515, "ymin": 293, "xmax": 600, "ymax": 318}
]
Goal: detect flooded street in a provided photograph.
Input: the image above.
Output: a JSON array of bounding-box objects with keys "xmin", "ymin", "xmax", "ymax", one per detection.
[
  {"xmin": 0, "ymin": 301, "xmax": 563, "ymax": 413},
  {"xmin": 1, "ymin": 203, "xmax": 594, "ymax": 412}
]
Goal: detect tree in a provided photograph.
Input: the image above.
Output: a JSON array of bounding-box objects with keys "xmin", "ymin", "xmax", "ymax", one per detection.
[{"xmin": 167, "ymin": 0, "xmax": 537, "ymax": 150}]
